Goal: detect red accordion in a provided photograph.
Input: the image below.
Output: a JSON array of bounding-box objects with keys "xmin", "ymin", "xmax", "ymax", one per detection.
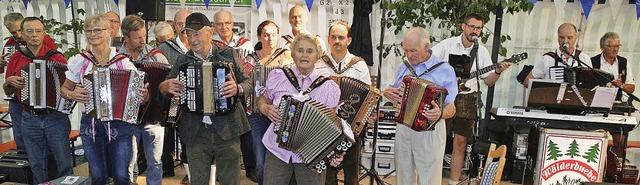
[
  {"xmin": 394, "ymin": 76, "xmax": 448, "ymax": 131},
  {"xmin": 19, "ymin": 60, "xmax": 76, "ymax": 114},
  {"xmin": 134, "ymin": 61, "xmax": 171, "ymax": 124},
  {"xmin": 82, "ymin": 68, "xmax": 145, "ymax": 124}
]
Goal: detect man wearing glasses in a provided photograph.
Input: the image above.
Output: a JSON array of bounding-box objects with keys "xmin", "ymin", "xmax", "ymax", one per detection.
[
  {"xmin": 105, "ymin": 11, "xmax": 122, "ymax": 37},
  {"xmin": 431, "ymin": 13, "xmax": 511, "ymax": 185},
  {"xmin": 212, "ymin": 10, "xmax": 254, "ymax": 56},
  {"xmin": 3, "ymin": 17, "xmax": 73, "ymax": 184},
  {"xmin": 590, "ymin": 32, "xmax": 634, "ymax": 97}
]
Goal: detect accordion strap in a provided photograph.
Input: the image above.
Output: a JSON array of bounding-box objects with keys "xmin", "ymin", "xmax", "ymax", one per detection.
[
  {"xmin": 282, "ymin": 67, "xmax": 329, "ymax": 95},
  {"xmin": 321, "ymin": 54, "xmax": 364, "ymax": 74},
  {"xmin": 165, "ymin": 39, "xmax": 186, "ymax": 55},
  {"xmin": 80, "ymin": 51, "xmax": 127, "ymax": 75},
  {"xmin": 282, "ymin": 35, "xmax": 294, "ymax": 44},
  {"xmin": 264, "ymin": 48, "xmax": 287, "ymax": 66},
  {"xmin": 248, "ymin": 52, "xmax": 260, "ymax": 64},
  {"xmin": 402, "ymin": 60, "xmax": 446, "ymax": 78},
  {"xmin": 17, "ymin": 46, "xmax": 62, "ymax": 60}
]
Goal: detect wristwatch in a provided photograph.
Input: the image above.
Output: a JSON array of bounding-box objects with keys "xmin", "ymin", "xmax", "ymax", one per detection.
[{"xmin": 238, "ymin": 85, "xmax": 244, "ymax": 96}]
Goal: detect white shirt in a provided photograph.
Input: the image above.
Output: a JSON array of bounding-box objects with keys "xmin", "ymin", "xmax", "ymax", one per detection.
[
  {"xmin": 280, "ymin": 31, "xmax": 327, "ymax": 54},
  {"xmin": 65, "ymin": 47, "xmax": 136, "ymax": 83},
  {"xmin": 431, "ymin": 35, "xmax": 493, "ymax": 79},
  {"xmin": 316, "ymin": 52, "xmax": 372, "ymax": 85},
  {"xmin": 531, "ymin": 49, "xmax": 592, "ymax": 80},
  {"xmin": 599, "ymin": 54, "xmax": 635, "ymax": 85},
  {"xmin": 213, "ymin": 34, "xmax": 254, "ymax": 56},
  {"xmin": 176, "ymin": 36, "xmax": 189, "ymax": 53}
]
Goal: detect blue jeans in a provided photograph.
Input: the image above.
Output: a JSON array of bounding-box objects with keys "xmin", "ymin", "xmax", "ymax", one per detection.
[
  {"xmin": 21, "ymin": 111, "xmax": 73, "ymax": 184},
  {"xmin": 9, "ymin": 102, "xmax": 25, "ymax": 150},
  {"xmin": 249, "ymin": 114, "xmax": 270, "ymax": 185},
  {"xmin": 129, "ymin": 123, "xmax": 164, "ymax": 185},
  {"xmin": 80, "ymin": 115, "xmax": 133, "ymax": 185}
]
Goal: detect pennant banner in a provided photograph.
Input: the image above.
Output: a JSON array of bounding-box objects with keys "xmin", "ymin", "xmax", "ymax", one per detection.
[
  {"xmin": 581, "ymin": 0, "xmax": 594, "ymax": 19},
  {"xmin": 528, "ymin": 0, "xmax": 537, "ymax": 15},
  {"xmin": 305, "ymin": 0, "xmax": 313, "ymax": 11},
  {"xmin": 205, "ymin": 0, "xmax": 211, "ymax": 8},
  {"xmin": 65, "ymin": 0, "xmax": 71, "ymax": 8},
  {"xmin": 230, "ymin": 0, "xmax": 235, "ymax": 7},
  {"xmin": 23, "ymin": 0, "xmax": 28, "ymax": 9},
  {"xmin": 256, "ymin": 0, "xmax": 262, "ymax": 9},
  {"xmin": 636, "ymin": 0, "xmax": 639, "ymax": 19}
]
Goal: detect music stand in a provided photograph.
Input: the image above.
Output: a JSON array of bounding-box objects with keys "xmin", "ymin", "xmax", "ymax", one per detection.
[{"xmin": 448, "ymin": 54, "xmax": 472, "ymax": 79}]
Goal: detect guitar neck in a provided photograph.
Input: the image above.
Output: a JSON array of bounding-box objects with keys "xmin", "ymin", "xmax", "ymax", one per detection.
[{"xmin": 468, "ymin": 63, "xmax": 498, "ymax": 79}]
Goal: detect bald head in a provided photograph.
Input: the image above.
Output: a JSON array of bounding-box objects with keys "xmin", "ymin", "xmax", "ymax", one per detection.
[
  {"xmin": 402, "ymin": 27, "xmax": 431, "ymax": 66},
  {"xmin": 174, "ymin": 9, "xmax": 191, "ymax": 37},
  {"xmin": 214, "ymin": 10, "xmax": 234, "ymax": 42},
  {"xmin": 289, "ymin": 5, "xmax": 308, "ymax": 32},
  {"xmin": 557, "ymin": 23, "xmax": 578, "ymax": 51}
]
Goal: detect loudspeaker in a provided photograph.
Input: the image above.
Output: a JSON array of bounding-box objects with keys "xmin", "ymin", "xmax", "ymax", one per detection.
[
  {"xmin": 511, "ymin": 159, "xmax": 525, "ymax": 183},
  {"xmin": 126, "ymin": 0, "xmax": 165, "ymax": 20}
]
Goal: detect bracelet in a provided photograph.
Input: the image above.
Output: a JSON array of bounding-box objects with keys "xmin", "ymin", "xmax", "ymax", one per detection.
[{"xmin": 495, "ymin": 70, "xmax": 502, "ymax": 75}]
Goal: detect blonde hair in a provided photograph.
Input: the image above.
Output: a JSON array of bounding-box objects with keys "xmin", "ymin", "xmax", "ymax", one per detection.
[{"xmin": 84, "ymin": 14, "xmax": 110, "ymax": 31}]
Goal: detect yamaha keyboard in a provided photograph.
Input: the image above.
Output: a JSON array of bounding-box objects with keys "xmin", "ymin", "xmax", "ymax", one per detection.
[{"xmin": 492, "ymin": 107, "xmax": 637, "ymax": 132}]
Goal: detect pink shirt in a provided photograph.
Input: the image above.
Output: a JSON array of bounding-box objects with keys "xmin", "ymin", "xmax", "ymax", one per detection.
[{"xmin": 262, "ymin": 66, "xmax": 340, "ymax": 163}]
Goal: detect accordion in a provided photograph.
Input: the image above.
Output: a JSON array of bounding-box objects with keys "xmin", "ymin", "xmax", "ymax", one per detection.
[
  {"xmin": 19, "ymin": 60, "xmax": 76, "ymax": 114},
  {"xmin": 178, "ymin": 61, "xmax": 236, "ymax": 116},
  {"xmin": 394, "ymin": 76, "xmax": 448, "ymax": 131},
  {"xmin": 134, "ymin": 61, "xmax": 172, "ymax": 124},
  {"xmin": 329, "ymin": 76, "xmax": 380, "ymax": 135},
  {"xmin": 248, "ymin": 64, "xmax": 281, "ymax": 113},
  {"xmin": 274, "ymin": 95, "xmax": 354, "ymax": 174},
  {"xmin": 82, "ymin": 68, "xmax": 146, "ymax": 124}
]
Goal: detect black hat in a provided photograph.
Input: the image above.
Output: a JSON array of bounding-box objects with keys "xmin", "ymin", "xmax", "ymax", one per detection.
[{"xmin": 182, "ymin": 12, "xmax": 211, "ymax": 32}]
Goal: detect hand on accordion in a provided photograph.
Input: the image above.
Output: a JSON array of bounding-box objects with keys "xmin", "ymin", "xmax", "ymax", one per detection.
[
  {"xmin": 329, "ymin": 152, "xmax": 345, "ymax": 168},
  {"xmin": 382, "ymin": 87, "xmax": 402, "ymax": 105},
  {"xmin": 69, "ymin": 83, "xmax": 91, "ymax": 103},
  {"xmin": 423, "ymin": 100, "xmax": 442, "ymax": 122},
  {"xmin": 159, "ymin": 78, "xmax": 184, "ymax": 99},
  {"xmin": 6, "ymin": 76, "xmax": 25, "ymax": 89},
  {"xmin": 136, "ymin": 83, "xmax": 150, "ymax": 104},
  {"xmin": 262, "ymin": 104, "xmax": 282, "ymax": 123},
  {"xmin": 221, "ymin": 73, "xmax": 238, "ymax": 98}
]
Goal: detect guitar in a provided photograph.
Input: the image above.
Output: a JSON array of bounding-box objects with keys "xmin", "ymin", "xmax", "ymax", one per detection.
[{"xmin": 458, "ymin": 52, "xmax": 528, "ymax": 94}]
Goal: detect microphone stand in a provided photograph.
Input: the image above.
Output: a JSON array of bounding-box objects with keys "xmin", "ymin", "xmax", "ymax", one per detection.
[
  {"xmin": 468, "ymin": 39, "xmax": 482, "ymax": 185},
  {"xmin": 561, "ymin": 49, "xmax": 638, "ymax": 183}
]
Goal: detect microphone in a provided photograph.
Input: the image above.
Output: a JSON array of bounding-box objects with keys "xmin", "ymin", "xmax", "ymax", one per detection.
[
  {"xmin": 472, "ymin": 36, "xmax": 479, "ymax": 45},
  {"xmin": 562, "ymin": 43, "xmax": 570, "ymax": 54}
]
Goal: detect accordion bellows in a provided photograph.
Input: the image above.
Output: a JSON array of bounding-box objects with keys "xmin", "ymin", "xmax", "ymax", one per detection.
[
  {"xmin": 248, "ymin": 64, "xmax": 281, "ymax": 113},
  {"xmin": 82, "ymin": 68, "xmax": 145, "ymax": 124},
  {"xmin": 394, "ymin": 76, "xmax": 448, "ymax": 131},
  {"xmin": 329, "ymin": 75, "xmax": 380, "ymax": 135},
  {"xmin": 275, "ymin": 95, "xmax": 353, "ymax": 174},
  {"xmin": 19, "ymin": 60, "xmax": 76, "ymax": 114},
  {"xmin": 134, "ymin": 61, "xmax": 172, "ymax": 124},
  {"xmin": 178, "ymin": 61, "xmax": 236, "ymax": 116}
]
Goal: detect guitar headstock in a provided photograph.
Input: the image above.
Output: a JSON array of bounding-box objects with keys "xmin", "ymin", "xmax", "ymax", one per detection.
[{"xmin": 505, "ymin": 52, "xmax": 528, "ymax": 64}]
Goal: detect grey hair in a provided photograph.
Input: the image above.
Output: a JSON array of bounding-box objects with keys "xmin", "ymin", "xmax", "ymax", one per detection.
[
  {"xmin": 154, "ymin": 21, "xmax": 174, "ymax": 37},
  {"xmin": 599, "ymin": 32, "xmax": 620, "ymax": 46},
  {"xmin": 405, "ymin": 27, "xmax": 430, "ymax": 47},
  {"xmin": 3, "ymin": 13, "xmax": 24, "ymax": 28}
]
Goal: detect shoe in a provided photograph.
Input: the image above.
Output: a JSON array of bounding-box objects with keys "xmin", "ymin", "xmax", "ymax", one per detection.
[
  {"xmin": 245, "ymin": 171, "xmax": 258, "ymax": 183},
  {"xmin": 181, "ymin": 175, "xmax": 190, "ymax": 185}
]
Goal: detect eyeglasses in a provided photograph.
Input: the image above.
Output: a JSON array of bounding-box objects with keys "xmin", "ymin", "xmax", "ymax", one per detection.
[
  {"xmin": 109, "ymin": 20, "xmax": 120, "ymax": 24},
  {"xmin": 85, "ymin": 28, "xmax": 107, "ymax": 35},
  {"xmin": 215, "ymin": 21, "xmax": 233, "ymax": 27},
  {"xmin": 605, "ymin": 44, "xmax": 621, "ymax": 49},
  {"xmin": 24, "ymin": 29, "xmax": 44, "ymax": 35},
  {"xmin": 465, "ymin": 23, "xmax": 483, "ymax": 31},
  {"xmin": 175, "ymin": 22, "xmax": 185, "ymax": 27}
]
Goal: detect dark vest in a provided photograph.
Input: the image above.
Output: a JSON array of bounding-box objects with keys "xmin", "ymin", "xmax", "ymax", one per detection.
[{"xmin": 590, "ymin": 53, "xmax": 627, "ymax": 83}]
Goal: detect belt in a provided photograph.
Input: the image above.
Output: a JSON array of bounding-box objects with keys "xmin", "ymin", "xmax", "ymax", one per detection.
[{"xmin": 28, "ymin": 108, "xmax": 52, "ymax": 115}]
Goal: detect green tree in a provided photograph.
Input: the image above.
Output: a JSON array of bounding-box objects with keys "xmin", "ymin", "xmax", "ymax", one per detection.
[
  {"xmin": 565, "ymin": 139, "xmax": 580, "ymax": 158},
  {"xmin": 583, "ymin": 143, "xmax": 601, "ymax": 163},
  {"xmin": 41, "ymin": 9, "xmax": 85, "ymax": 59},
  {"xmin": 546, "ymin": 140, "xmax": 563, "ymax": 161},
  {"xmin": 382, "ymin": 0, "xmax": 535, "ymax": 57}
]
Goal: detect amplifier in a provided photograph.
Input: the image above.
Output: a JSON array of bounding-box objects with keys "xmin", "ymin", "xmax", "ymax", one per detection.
[
  {"xmin": 361, "ymin": 153, "xmax": 395, "ymax": 176},
  {"xmin": 364, "ymin": 139, "xmax": 394, "ymax": 155},
  {"xmin": 511, "ymin": 159, "xmax": 525, "ymax": 183},
  {"xmin": 621, "ymin": 164, "xmax": 639, "ymax": 184},
  {"xmin": 365, "ymin": 122, "xmax": 396, "ymax": 140},
  {"xmin": 0, "ymin": 158, "xmax": 32, "ymax": 184}
]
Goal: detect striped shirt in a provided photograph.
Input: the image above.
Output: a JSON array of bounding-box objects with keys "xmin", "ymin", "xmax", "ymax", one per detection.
[{"xmin": 262, "ymin": 66, "xmax": 341, "ymax": 163}]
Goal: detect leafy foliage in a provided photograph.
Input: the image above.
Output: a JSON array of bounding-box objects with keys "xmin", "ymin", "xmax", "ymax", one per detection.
[
  {"xmin": 553, "ymin": 175, "xmax": 582, "ymax": 185},
  {"xmin": 381, "ymin": 0, "xmax": 534, "ymax": 57},
  {"xmin": 41, "ymin": 8, "xmax": 85, "ymax": 59}
]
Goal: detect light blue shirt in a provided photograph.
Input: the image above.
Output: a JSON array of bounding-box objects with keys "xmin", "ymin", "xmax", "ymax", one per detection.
[{"xmin": 391, "ymin": 55, "xmax": 458, "ymax": 105}]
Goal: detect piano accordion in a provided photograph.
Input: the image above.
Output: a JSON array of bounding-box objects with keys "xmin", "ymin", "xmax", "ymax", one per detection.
[
  {"xmin": 178, "ymin": 61, "xmax": 236, "ymax": 116},
  {"xmin": 394, "ymin": 76, "xmax": 448, "ymax": 131},
  {"xmin": 248, "ymin": 64, "xmax": 281, "ymax": 113},
  {"xmin": 275, "ymin": 95, "xmax": 354, "ymax": 174},
  {"xmin": 19, "ymin": 60, "xmax": 76, "ymax": 114},
  {"xmin": 329, "ymin": 75, "xmax": 381, "ymax": 135},
  {"xmin": 134, "ymin": 61, "xmax": 172, "ymax": 124},
  {"xmin": 82, "ymin": 68, "xmax": 145, "ymax": 124}
]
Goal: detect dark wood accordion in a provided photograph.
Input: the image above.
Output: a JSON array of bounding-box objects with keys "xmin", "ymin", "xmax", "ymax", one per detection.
[
  {"xmin": 82, "ymin": 68, "xmax": 145, "ymax": 124},
  {"xmin": 394, "ymin": 76, "xmax": 448, "ymax": 131},
  {"xmin": 19, "ymin": 60, "xmax": 76, "ymax": 114},
  {"xmin": 134, "ymin": 61, "xmax": 172, "ymax": 124},
  {"xmin": 248, "ymin": 64, "xmax": 281, "ymax": 113},
  {"xmin": 274, "ymin": 95, "xmax": 354, "ymax": 174},
  {"xmin": 177, "ymin": 61, "xmax": 236, "ymax": 116},
  {"xmin": 329, "ymin": 75, "xmax": 380, "ymax": 135}
]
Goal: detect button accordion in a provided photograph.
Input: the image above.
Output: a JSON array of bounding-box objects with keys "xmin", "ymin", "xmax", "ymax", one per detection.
[
  {"xmin": 178, "ymin": 61, "xmax": 236, "ymax": 116},
  {"xmin": 329, "ymin": 75, "xmax": 380, "ymax": 135},
  {"xmin": 274, "ymin": 95, "xmax": 354, "ymax": 174},
  {"xmin": 394, "ymin": 76, "xmax": 448, "ymax": 131},
  {"xmin": 248, "ymin": 64, "xmax": 281, "ymax": 113},
  {"xmin": 82, "ymin": 68, "xmax": 146, "ymax": 124},
  {"xmin": 19, "ymin": 60, "xmax": 76, "ymax": 114},
  {"xmin": 134, "ymin": 61, "xmax": 172, "ymax": 124}
]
